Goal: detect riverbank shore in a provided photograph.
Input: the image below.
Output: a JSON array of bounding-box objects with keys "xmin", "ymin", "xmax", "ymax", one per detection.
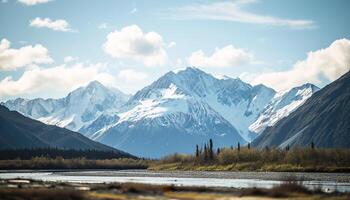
[{"xmin": 0, "ymin": 178, "xmax": 349, "ymax": 200}]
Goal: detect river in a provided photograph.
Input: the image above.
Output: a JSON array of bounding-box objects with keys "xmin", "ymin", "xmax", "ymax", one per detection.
[{"xmin": 1, "ymin": 170, "xmax": 350, "ymax": 193}]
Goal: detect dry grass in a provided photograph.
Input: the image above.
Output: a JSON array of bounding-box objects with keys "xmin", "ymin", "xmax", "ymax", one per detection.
[
  {"xmin": 0, "ymin": 180, "xmax": 349, "ymax": 200},
  {"xmin": 0, "ymin": 157, "xmax": 149, "ymax": 170},
  {"xmin": 151, "ymin": 148, "xmax": 350, "ymax": 172},
  {"xmin": 0, "ymin": 188, "xmax": 85, "ymax": 200}
]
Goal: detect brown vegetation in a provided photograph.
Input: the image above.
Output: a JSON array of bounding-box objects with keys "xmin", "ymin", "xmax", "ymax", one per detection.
[
  {"xmin": 0, "ymin": 179, "xmax": 349, "ymax": 200},
  {"xmin": 0, "ymin": 157, "xmax": 149, "ymax": 170},
  {"xmin": 151, "ymin": 147, "xmax": 350, "ymax": 172}
]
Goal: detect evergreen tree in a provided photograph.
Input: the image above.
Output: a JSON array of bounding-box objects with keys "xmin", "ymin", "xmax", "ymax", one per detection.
[
  {"xmin": 311, "ymin": 141, "xmax": 315, "ymax": 149},
  {"xmin": 204, "ymin": 144, "xmax": 208, "ymax": 161},
  {"xmin": 217, "ymin": 148, "xmax": 221, "ymax": 155},
  {"xmin": 247, "ymin": 143, "xmax": 251, "ymax": 150},
  {"xmin": 195, "ymin": 144, "xmax": 199, "ymax": 158},
  {"xmin": 209, "ymin": 139, "xmax": 214, "ymax": 160},
  {"xmin": 237, "ymin": 142, "xmax": 241, "ymax": 152}
]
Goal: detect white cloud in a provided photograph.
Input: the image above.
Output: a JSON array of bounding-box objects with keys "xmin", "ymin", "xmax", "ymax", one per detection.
[
  {"xmin": 0, "ymin": 63, "xmax": 116, "ymax": 98},
  {"xmin": 18, "ymin": 0, "xmax": 51, "ymax": 5},
  {"xmin": 130, "ymin": 8, "xmax": 137, "ymax": 14},
  {"xmin": 118, "ymin": 69, "xmax": 147, "ymax": 82},
  {"xmin": 0, "ymin": 38, "xmax": 53, "ymax": 71},
  {"xmin": 63, "ymin": 56, "xmax": 78, "ymax": 63},
  {"xmin": 169, "ymin": 1, "xmax": 315, "ymax": 29},
  {"xmin": 168, "ymin": 41, "xmax": 176, "ymax": 48},
  {"xmin": 30, "ymin": 17, "xmax": 73, "ymax": 32},
  {"xmin": 103, "ymin": 25, "xmax": 168, "ymax": 67},
  {"xmin": 253, "ymin": 38, "xmax": 350, "ymax": 91},
  {"xmin": 98, "ymin": 22, "xmax": 109, "ymax": 29},
  {"xmin": 188, "ymin": 45, "xmax": 254, "ymax": 68}
]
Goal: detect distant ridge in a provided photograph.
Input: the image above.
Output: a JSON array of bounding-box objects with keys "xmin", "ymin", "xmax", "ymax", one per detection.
[
  {"xmin": 0, "ymin": 105, "xmax": 134, "ymax": 158},
  {"xmin": 253, "ymin": 71, "xmax": 350, "ymax": 148}
]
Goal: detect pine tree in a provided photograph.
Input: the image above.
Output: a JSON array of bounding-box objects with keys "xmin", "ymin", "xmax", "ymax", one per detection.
[
  {"xmin": 237, "ymin": 142, "xmax": 240, "ymax": 152},
  {"xmin": 285, "ymin": 145, "xmax": 290, "ymax": 151},
  {"xmin": 195, "ymin": 144, "xmax": 199, "ymax": 158},
  {"xmin": 217, "ymin": 148, "xmax": 221, "ymax": 155},
  {"xmin": 204, "ymin": 144, "xmax": 208, "ymax": 161},
  {"xmin": 247, "ymin": 143, "xmax": 251, "ymax": 150},
  {"xmin": 311, "ymin": 141, "xmax": 315, "ymax": 149},
  {"xmin": 209, "ymin": 139, "xmax": 214, "ymax": 160}
]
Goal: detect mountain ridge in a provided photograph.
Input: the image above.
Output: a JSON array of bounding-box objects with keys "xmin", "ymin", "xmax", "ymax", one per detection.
[
  {"xmin": 2, "ymin": 67, "xmax": 320, "ymax": 157},
  {"xmin": 0, "ymin": 104, "xmax": 133, "ymax": 159},
  {"xmin": 252, "ymin": 71, "xmax": 350, "ymax": 148}
]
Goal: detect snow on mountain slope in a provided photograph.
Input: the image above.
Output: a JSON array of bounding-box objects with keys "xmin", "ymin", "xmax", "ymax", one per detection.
[
  {"xmin": 95, "ymin": 81, "xmax": 246, "ymax": 157},
  {"xmin": 2, "ymin": 67, "xmax": 319, "ymax": 157},
  {"xmin": 117, "ymin": 67, "xmax": 276, "ymax": 142},
  {"xmin": 249, "ymin": 83, "xmax": 320, "ymax": 134},
  {"xmin": 3, "ymin": 81, "xmax": 130, "ymax": 133},
  {"xmin": 85, "ymin": 67, "xmax": 278, "ymax": 157}
]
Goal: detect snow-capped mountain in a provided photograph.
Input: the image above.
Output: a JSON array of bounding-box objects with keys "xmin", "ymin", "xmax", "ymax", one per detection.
[
  {"xmin": 2, "ymin": 67, "xmax": 319, "ymax": 158},
  {"xmin": 91, "ymin": 68, "xmax": 248, "ymax": 157},
  {"xmin": 249, "ymin": 83, "xmax": 320, "ymax": 134},
  {"xmin": 3, "ymin": 81, "xmax": 130, "ymax": 132}
]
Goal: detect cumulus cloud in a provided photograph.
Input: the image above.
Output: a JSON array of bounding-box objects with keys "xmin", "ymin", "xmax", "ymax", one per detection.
[
  {"xmin": 30, "ymin": 17, "xmax": 73, "ymax": 32},
  {"xmin": 168, "ymin": 41, "xmax": 176, "ymax": 48},
  {"xmin": 188, "ymin": 45, "xmax": 254, "ymax": 68},
  {"xmin": 253, "ymin": 38, "xmax": 350, "ymax": 91},
  {"xmin": 168, "ymin": 1, "xmax": 315, "ymax": 29},
  {"xmin": 18, "ymin": 0, "xmax": 51, "ymax": 5},
  {"xmin": 103, "ymin": 25, "xmax": 168, "ymax": 67},
  {"xmin": 0, "ymin": 38, "xmax": 53, "ymax": 71},
  {"xmin": 0, "ymin": 63, "xmax": 116, "ymax": 98},
  {"xmin": 63, "ymin": 56, "xmax": 78, "ymax": 63},
  {"xmin": 118, "ymin": 69, "xmax": 147, "ymax": 82}
]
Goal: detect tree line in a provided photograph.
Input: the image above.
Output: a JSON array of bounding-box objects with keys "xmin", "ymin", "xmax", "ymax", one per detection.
[
  {"xmin": 0, "ymin": 148, "xmax": 134, "ymax": 160},
  {"xmin": 194, "ymin": 139, "xmax": 318, "ymax": 163}
]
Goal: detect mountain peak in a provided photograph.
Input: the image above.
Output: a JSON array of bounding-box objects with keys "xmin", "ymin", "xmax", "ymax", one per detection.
[
  {"xmin": 172, "ymin": 66, "xmax": 203, "ymax": 74},
  {"xmin": 87, "ymin": 80, "xmax": 103, "ymax": 87}
]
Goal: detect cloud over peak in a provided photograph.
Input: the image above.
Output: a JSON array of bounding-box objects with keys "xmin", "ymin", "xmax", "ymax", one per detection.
[
  {"xmin": 0, "ymin": 63, "xmax": 116, "ymax": 98},
  {"xmin": 103, "ymin": 25, "xmax": 168, "ymax": 67},
  {"xmin": 253, "ymin": 38, "xmax": 350, "ymax": 91},
  {"xmin": 0, "ymin": 38, "xmax": 53, "ymax": 71},
  {"xmin": 188, "ymin": 45, "xmax": 255, "ymax": 68}
]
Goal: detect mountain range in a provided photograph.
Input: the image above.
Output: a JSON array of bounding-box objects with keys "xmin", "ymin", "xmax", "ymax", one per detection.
[
  {"xmin": 2, "ymin": 67, "xmax": 320, "ymax": 157},
  {"xmin": 0, "ymin": 104, "xmax": 132, "ymax": 159},
  {"xmin": 253, "ymin": 71, "xmax": 350, "ymax": 149}
]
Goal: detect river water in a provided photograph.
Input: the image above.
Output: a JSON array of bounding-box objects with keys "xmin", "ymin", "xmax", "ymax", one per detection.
[{"xmin": 1, "ymin": 170, "xmax": 350, "ymax": 193}]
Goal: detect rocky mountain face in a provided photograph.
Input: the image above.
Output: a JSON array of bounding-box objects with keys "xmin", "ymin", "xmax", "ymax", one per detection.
[
  {"xmin": 253, "ymin": 71, "xmax": 350, "ymax": 149},
  {"xmin": 3, "ymin": 67, "xmax": 319, "ymax": 157}
]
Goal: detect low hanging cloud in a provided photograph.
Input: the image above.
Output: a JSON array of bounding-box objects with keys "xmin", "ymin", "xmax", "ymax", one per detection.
[
  {"xmin": 0, "ymin": 63, "xmax": 116, "ymax": 98},
  {"xmin": 18, "ymin": 0, "xmax": 51, "ymax": 6},
  {"xmin": 63, "ymin": 56, "xmax": 78, "ymax": 63},
  {"xmin": 103, "ymin": 25, "xmax": 168, "ymax": 67},
  {"xmin": 30, "ymin": 17, "xmax": 73, "ymax": 32},
  {"xmin": 168, "ymin": 1, "xmax": 315, "ymax": 29},
  {"xmin": 0, "ymin": 38, "xmax": 53, "ymax": 71},
  {"xmin": 118, "ymin": 69, "xmax": 148, "ymax": 82},
  {"xmin": 253, "ymin": 38, "xmax": 350, "ymax": 91},
  {"xmin": 188, "ymin": 45, "xmax": 254, "ymax": 68}
]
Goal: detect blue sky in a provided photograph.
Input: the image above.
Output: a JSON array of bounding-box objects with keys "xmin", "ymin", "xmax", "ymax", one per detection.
[{"xmin": 0, "ymin": 0, "xmax": 349, "ymax": 100}]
